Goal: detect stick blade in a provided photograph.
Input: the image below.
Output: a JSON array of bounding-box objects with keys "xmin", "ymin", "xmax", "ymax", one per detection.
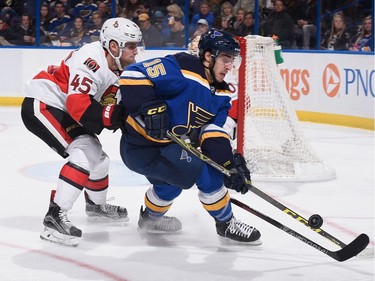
[{"xmin": 331, "ymin": 233, "xmax": 370, "ymax": 262}]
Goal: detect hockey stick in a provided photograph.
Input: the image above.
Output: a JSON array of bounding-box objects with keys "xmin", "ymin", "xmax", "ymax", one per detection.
[
  {"xmin": 230, "ymin": 197, "xmax": 369, "ymax": 262},
  {"xmin": 167, "ymin": 131, "xmax": 370, "ymax": 259}
]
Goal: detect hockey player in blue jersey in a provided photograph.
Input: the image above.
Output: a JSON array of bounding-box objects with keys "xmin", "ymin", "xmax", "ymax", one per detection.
[{"xmin": 119, "ymin": 29, "xmax": 261, "ymax": 244}]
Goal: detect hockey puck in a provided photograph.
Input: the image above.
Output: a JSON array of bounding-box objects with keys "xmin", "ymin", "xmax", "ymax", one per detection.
[{"xmin": 308, "ymin": 214, "xmax": 323, "ymax": 228}]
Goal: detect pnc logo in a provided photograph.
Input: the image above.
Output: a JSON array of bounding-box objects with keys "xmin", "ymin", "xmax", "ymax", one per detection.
[{"xmin": 323, "ymin": 63, "xmax": 340, "ymax": 97}]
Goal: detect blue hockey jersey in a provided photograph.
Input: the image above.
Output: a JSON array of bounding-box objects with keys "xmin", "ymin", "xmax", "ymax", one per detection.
[{"xmin": 119, "ymin": 52, "xmax": 234, "ymax": 167}]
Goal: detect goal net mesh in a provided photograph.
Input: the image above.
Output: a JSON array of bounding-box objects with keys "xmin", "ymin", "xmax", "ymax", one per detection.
[{"xmin": 236, "ymin": 35, "xmax": 336, "ymax": 182}]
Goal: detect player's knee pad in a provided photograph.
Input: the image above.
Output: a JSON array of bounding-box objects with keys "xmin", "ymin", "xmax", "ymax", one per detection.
[
  {"xmin": 66, "ymin": 135, "xmax": 103, "ymax": 172},
  {"xmin": 90, "ymin": 151, "xmax": 110, "ymax": 180},
  {"xmin": 196, "ymin": 164, "xmax": 224, "ymax": 194},
  {"xmin": 153, "ymin": 183, "xmax": 182, "ymax": 201}
]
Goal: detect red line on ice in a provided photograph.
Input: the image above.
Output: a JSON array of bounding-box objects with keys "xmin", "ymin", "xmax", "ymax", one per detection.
[{"xmin": 0, "ymin": 241, "xmax": 129, "ymax": 281}]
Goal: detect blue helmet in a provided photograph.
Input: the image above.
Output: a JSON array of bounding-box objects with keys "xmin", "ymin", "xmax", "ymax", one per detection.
[{"xmin": 198, "ymin": 29, "xmax": 241, "ymax": 60}]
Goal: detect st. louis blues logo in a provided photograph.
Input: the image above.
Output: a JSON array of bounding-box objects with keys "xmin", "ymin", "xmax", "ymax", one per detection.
[
  {"xmin": 210, "ymin": 30, "xmax": 223, "ymax": 38},
  {"xmin": 180, "ymin": 149, "xmax": 192, "ymax": 163},
  {"xmin": 172, "ymin": 102, "xmax": 214, "ymax": 136}
]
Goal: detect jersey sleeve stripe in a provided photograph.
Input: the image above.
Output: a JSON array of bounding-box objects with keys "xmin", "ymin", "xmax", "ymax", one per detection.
[
  {"xmin": 200, "ymin": 190, "xmax": 230, "ymax": 211},
  {"xmin": 126, "ymin": 115, "xmax": 171, "ymax": 144},
  {"xmin": 119, "ymin": 78, "xmax": 153, "ymax": 86},
  {"xmin": 200, "ymin": 130, "xmax": 230, "ymax": 144}
]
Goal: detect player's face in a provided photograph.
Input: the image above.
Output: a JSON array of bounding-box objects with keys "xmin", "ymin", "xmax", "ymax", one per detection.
[
  {"xmin": 107, "ymin": 41, "xmax": 139, "ymax": 71},
  {"xmin": 119, "ymin": 42, "xmax": 139, "ymax": 68},
  {"xmin": 213, "ymin": 53, "xmax": 236, "ymax": 82}
]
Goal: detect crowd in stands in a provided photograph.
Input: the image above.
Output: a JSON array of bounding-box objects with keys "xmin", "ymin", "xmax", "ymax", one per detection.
[{"xmin": 0, "ymin": 0, "xmax": 372, "ymax": 52}]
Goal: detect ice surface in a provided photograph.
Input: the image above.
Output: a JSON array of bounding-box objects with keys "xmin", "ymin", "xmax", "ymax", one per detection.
[{"xmin": 0, "ymin": 107, "xmax": 373, "ymax": 281}]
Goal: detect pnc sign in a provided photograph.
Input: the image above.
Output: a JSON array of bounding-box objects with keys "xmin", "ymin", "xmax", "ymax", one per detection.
[{"xmin": 322, "ymin": 63, "xmax": 340, "ymax": 97}]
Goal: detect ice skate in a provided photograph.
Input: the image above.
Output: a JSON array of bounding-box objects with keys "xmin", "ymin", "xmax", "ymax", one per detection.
[
  {"xmin": 138, "ymin": 206, "xmax": 182, "ymax": 233},
  {"xmin": 85, "ymin": 191, "xmax": 129, "ymax": 223},
  {"xmin": 40, "ymin": 201, "xmax": 82, "ymax": 247},
  {"xmin": 216, "ymin": 216, "xmax": 262, "ymax": 245}
]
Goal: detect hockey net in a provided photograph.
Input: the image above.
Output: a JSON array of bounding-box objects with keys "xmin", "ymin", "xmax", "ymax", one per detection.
[{"xmin": 235, "ymin": 35, "xmax": 336, "ymax": 182}]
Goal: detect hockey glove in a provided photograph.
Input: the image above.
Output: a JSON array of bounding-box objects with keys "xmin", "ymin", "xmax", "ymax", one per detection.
[
  {"xmin": 224, "ymin": 153, "xmax": 251, "ymax": 194},
  {"xmin": 102, "ymin": 104, "xmax": 125, "ymax": 131},
  {"xmin": 140, "ymin": 100, "xmax": 169, "ymax": 140}
]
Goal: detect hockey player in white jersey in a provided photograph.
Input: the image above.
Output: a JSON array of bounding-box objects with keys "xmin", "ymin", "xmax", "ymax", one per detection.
[{"xmin": 21, "ymin": 18, "xmax": 143, "ymax": 246}]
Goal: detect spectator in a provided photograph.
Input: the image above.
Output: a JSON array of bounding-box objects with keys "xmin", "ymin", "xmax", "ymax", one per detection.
[
  {"xmin": 7, "ymin": 13, "xmax": 36, "ymax": 46},
  {"xmin": 96, "ymin": 1, "xmax": 111, "ymax": 21},
  {"xmin": 80, "ymin": 11, "xmax": 103, "ymax": 44},
  {"xmin": 161, "ymin": 3, "xmax": 184, "ymax": 42},
  {"xmin": 138, "ymin": 1, "xmax": 151, "ymax": 17},
  {"xmin": 233, "ymin": 7, "xmax": 245, "ymax": 30},
  {"xmin": 213, "ymin": 15, "xmax": 235, "ymax": 35},
  {"xmin": 190, "ymin": 0, "xmax": 205, "ymax": 16},
  {"xmin": 48, "ymin": 0, "xmax": 74, "ymax": 44},
  {"xmin": 66, "ymin": 16, "xmax": 87, "ymax": 46},
  {"xmin": 190, "ymin": 18, "xmax": 209, "ymax": 39},
  {"xmin": 32, "ymin": 3, "xmax": 53, "ymax": 46},
  {"xmin": 165, "ymin": 3, "xmax": 185, "ymax": 23},
  {"xmin": 260, "ymin": 0, "xmax": 294, "ymax": 48},
  {"xmin": 139, "ymin": 2, "xmax": 161, "ymax": 27},
  {"xmin": 220, "ymin": 1, "xmax": 236, "ymax": 31},
  {"xmin": 40, "ymin": 3, "xmax": 52, "ymax": 30},
  {"xmin": 101, "ymin": 0, "xmax": 123, "ymax": 17},
  {"xmin": 0, "ymin": 0, "xmax": 24, "ymax": 24},
  {"xmin": 155, "ymin": 0, "xmax": 185, "ymax": 14},
  {"xmin": 46, "ymin": 0, "xmax": 74, "ymax": 16},
  {"xmin": 260, "ymin": 0, "xmax": 275, "ymax": 21},
  {"xmin": 187, "ymin": 33, "xmax": 200, "ymax": 56},
  {"xmin": 73, "ymin": 0, "xmax": 98, "ymax": 24},
  {"xmin": 61, "ymin": 0, "xmax": 74, "ymax": 13},
  {"xmin": 294, "ymin": 0, "xmax": 317, "ymax": 49},
  {"xmin": 188, "ymin": 18, "xmax": 208, "ymax": 55},
  {"xmin": 286, "ymin": 0, "xmax": 307, "ymax": 23},
  {"xmin": 123, "ymin": 0, "xmax": 140, "ymax": 20},
  {"xmin": 320, "ymin": 13, "xmax": 351, "ymax": 50},
  {"xmin": 209, "ymin": 0, "xmax": 225, "ymax": 17},
  {"xmin": 190, "ymin": 1, "xmax": 215, "ymax": 32},
  {"xmin": 236, "ymin": 11, "xmax": 255, "ymax": 36},
  {"xmin": 138, "ymin": 13, "xmax": 163, "ymax": 47},
  {"xmin": 24, "ymin": 0, "xmax": 36, "ymax": 19},
  {"xmin": 350, "ymin": 15, "xmax": 373, "ymax": 52},
  {"xmin": 163, "ymin": 5, "xmax": 185, "ymax": 47},
  {"xmin": 0, "ymin": 16, "xmax": 13, "ymax": 45},
  {"xmin": 152, "ymin": 10, "xmax": 164, "ymax": 32},
  {"xmin": 233, "ymin": 0, "xmax": 266, "ymax": 13}
]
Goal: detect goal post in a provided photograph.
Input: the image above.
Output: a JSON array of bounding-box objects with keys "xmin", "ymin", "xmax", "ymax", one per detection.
[{"xmin": 235, "ymin": 35, "xmax": 336, "ymax": 182}]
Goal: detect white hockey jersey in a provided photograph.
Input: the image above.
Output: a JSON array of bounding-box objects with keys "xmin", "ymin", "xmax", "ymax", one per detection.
[{"xmin": 24, "ymin": 41, "xmax": 121, "ymax": 113}]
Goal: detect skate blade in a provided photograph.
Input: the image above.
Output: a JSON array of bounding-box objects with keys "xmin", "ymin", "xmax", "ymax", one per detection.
[
  {"xmin": 218, "ymin": 235, "xmax": 263, "ymax": 246},
  {"xmin": 86, "ymin": 215, "xmax": 130, "ymax": 224},
  {"xmin": 40, "ymin": 227, "xmax": 80, "ymax": 247},
  {"xmin": 137, "ymin": 226, "xmax": 182, "ymax": 235}
]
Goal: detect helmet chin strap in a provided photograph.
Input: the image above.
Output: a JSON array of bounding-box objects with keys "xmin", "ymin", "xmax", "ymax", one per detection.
[
  {"xmin": 201, "ymin": 55, "xmax": 217, "ymax": 84},
  {"xmin": 208, "ymin": 56, "xmax": 217, "ymax": 84},
  {"xmin": 108, "ymin": 48, "xmax": 124, "ymax": 71},
  {"xmin": 209, "ymin": 64, "xmax": 216, "ymax": 84}
]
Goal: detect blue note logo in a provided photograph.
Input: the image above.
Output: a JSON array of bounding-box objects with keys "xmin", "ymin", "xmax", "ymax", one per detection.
[{"xmin": 180, "ymin": 149, "xmax": 192, "ymax": 163}]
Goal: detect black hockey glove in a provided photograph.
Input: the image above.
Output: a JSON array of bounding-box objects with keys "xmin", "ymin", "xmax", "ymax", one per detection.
[
  {"xmin": 102, "ymin": 104, "xmax": 125, "ymax": 131},
  {"xmin": 224, "ymin": 153, "xmax": 251, "ymax": 194},
  {"xmin": 140, "ymin": 100, "xmax": 169, "ymax": 140}
]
